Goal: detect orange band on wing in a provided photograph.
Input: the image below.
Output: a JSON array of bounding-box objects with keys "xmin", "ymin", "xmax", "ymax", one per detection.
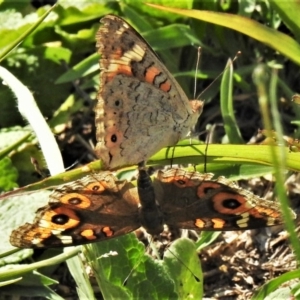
[
  {"xmin": 195, "ymin": 219, "xmax": 205, "ymax": 228},
  {"xmin": 106, "ymin": 64, "xmax": 133, "ymax": 82},
  {"xmin": 144, "ymin": 66, "xmax": 171, "ymax": 93},
  {"xmin": 102, "ymin": 226, "xmax": 114, "ymax": 237},
  {"xmin": 211, "ymin": 218, "xmax": 225, "ymax": 229},
  {"xmin": 81, "ymin": 229, "xmax": 97, "ymax": 240}
]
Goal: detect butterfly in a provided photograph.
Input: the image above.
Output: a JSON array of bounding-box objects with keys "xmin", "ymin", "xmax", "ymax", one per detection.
[
  {"xmin": 94, "ymin": 15, "xmax": 203, "ymax": 169},
  {"xmin": 10, "ymin": 168, "xmax": 291, "ymax": 248}
]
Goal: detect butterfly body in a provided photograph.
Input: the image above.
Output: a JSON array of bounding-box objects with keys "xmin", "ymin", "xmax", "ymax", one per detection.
[{"xmin": 138, "ymin": 168, "xmax": 164, "ymax": 235}]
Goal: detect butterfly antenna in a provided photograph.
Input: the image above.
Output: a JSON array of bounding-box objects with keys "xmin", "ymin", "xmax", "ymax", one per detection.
[
  {"xmin": 193, "ymin": 47, "xmax": 201, "ymax": 99},
  {"xmin": 196, "ymin": 51, "xmax": 241, "ymax": 101},
  {"xmin": 123, "ymin": 236, "xmax": 160, "ymax": 286},
  {"xmin": 123, "ymin": 263, "xmax": 136, "ymax": 286},
  {"xmin": 166, "ymin": 247, "xmax": 201, "ymax": 282}
]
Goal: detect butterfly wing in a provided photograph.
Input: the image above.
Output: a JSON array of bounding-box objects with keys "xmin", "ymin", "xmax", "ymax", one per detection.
[
  {"xmin": 154, "ymin": 169, "xmax": 289, "ymax": 230},
  {"xmin": 95, "ymin": 15, "xmax": 203, "ymax": 169},
  {"xmin": 10, "ymin": 172, "xmax": 140, "ymax": 248}
]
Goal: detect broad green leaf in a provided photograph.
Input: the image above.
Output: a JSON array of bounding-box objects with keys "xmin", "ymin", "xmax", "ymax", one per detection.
[
  {"xmin": 84, "ymin": 234, "xmax": 178, "ymax": 299},
  {"xmin": 56, "ymin": 53, "xmax": 98, "ymax": 84},
  {"xmin": 0, "ymin": 157, "xmax": 18, "ymax": 191},
  {"xmin": 143, "ymin": 24, "xmax": 200, "ymax": 50},
  {"xmin": 164, "ymin": 238, "xmax": 203, "ymax": 299}
]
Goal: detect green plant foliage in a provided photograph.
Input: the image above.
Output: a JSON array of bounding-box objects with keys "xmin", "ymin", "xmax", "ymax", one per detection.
[
  {"xmin": 1, "ymin": 0, "xmax": 300, "ymax": 299},
  {"xmin": 0, "ymin": 157, "xmax": 18, "ymax": 191},
  {"xmin": 84, "ymin": 234, "xmax": 178, "ymax": 299},
  {"xmin": 0, "ymin": 271, "xmax": 62, "ymax": 299},
  {"xmin": 0, "ymin": 191, "xmax": 49, "ymax": 262},
  {"xmin": 163, "ymin": 238, "xmax": 203, "ymax": 299}
]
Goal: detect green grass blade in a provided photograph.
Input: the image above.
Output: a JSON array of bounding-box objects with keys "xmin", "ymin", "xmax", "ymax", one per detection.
[
  {"xmin": 270, "ymin": 1, "xmax": 300, "ymax": 41},
  {"xmin": 2, "ymin": 143, "xmax": 300, "ymax": 200},
  {"xmin": 0, "ymin": 4, "xmax": 56, "ymax": 62},
  {"xmin": 147, "ymin": 5, "xmax": 300, "ymax": 65},
  {"xmin": 220, "ymin": 59, "xmax": 243, "ymax": 143},
  {"xmin": 252, "ymin": 269, "xmax": 300, "ymax": 299},
  {"xmin": 0, "ymin": 247, "xmax": 80, "ymax": 281},
  {"xmin": 253, "ymin": 64, "xmax": 300, "ymax": 263},
  {"xmin": 66, "ymin": 252, "xmax": 95, "ymax": 300},
  {"xmin": 268, "ymin": 68, "xmax": 300, "ymax": 262}
]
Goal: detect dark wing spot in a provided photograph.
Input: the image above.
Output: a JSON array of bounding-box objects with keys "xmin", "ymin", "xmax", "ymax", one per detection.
[
  {"xmin": 203, "ymin": 187, "xmax": 214, "ymax": 194},
  {"xmin": 177, "ymin": 179, "xmax": 186, "ymax": 185},
  {"xmin": 222, "ymin": 199, "xmax": 241, "ymax": 210},
  {"xmin": 68, "ymin": 198, "xmax": 82, "ymax": 205},
  {"xmin": 52, "ymin": 214, "xmax": 69, "ymax": 225}
]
